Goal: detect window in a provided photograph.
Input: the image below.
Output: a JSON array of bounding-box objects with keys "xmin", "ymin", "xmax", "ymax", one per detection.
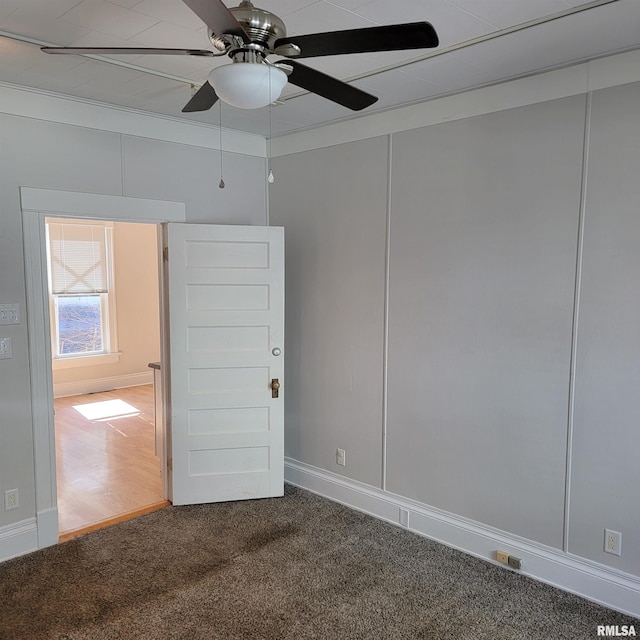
[{"xmin": 45, "ymin": 219, "xmax": 118, "ymax": 364}]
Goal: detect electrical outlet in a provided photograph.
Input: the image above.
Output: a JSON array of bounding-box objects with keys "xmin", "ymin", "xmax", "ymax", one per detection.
[
  {"xmin": 4, "ymin": 489, "xmax": 19, "ymax": 511},
  {"xmin": 0, "ymin": 337, "xmax": 13, "ymax": 360},
  {"xmin": 336, "ymin": 448, "xmax": 346, "ymax": 467},
  {"xmin": 604, "ymin": 529, "xmax": 622, "ymax": 556},
  {"xmin": 496, "ymin": 550, "xmax": 522, "ymax": 569},
  {"xmin": 0, "ymin": 304, "xmax": 20, "ymax": 325}
]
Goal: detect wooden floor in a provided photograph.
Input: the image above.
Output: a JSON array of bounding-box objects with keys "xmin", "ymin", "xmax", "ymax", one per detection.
[{"xmin": 54, "ymin": 385, "xmax": 168, "ymax": 540}]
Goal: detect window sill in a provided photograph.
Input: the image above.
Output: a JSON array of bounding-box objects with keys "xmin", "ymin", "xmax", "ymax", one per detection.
[{"xmin": 52, "ymin": 352, "xmax": 122, "ymax": 370}]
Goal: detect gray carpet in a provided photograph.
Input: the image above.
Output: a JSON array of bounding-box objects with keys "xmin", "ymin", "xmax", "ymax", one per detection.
[{"xmin": 0, "ymin": 485, "xmax": 636, "ymax": 639}]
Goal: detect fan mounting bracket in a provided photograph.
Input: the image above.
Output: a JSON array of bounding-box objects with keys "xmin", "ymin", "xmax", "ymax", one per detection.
[{"xmin": 209, "ymin": 0, "xmax": 287, "ymax": 51}]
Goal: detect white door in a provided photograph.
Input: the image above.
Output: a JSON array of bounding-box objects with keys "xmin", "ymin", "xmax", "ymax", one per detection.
[{"xmin": 167, "ymin": 223, "xmax": 284, "ymax": 505}]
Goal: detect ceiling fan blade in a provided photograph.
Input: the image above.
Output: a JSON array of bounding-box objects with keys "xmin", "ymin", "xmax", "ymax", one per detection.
[
  {"xmin": 41, "ymin": 47, "xmax": 215, "ymax": 56},
  {"xmin": 182, "ymin": 81, "xmax": 219, "ymax": 112},
  {"xmin": 283, "ymin": 61, "xmax": 377, "ymax": 111},
  {"xmin": 275, "ymin": 22, "xmax": 438, "ymax": 58},
  {"xmin": 181, "ymin": 0, "xmax": 249, "ymax": 42}
]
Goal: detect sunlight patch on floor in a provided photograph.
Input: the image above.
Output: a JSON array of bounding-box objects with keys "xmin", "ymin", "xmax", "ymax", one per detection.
[{"xmin": 73, "ymin": 399, "xmax": 140, "ymax": 422}]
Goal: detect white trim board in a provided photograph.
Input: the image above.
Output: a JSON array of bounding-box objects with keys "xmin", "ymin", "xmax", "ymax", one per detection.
[
  {"xmin": 272, "ymin": 48, "xmax": 640, "ymax": 158},
  {"xmin": 53, "ymin": 372, "xmax": 153, "ymax": 399},
  {"xmin": 0, "ymin": 81, "xmax": 266, "ymax": 158},
  {"xmin": 284, "ymin": 458, "xmax": 640, "ymax": 619},
  {"xmin": 36, "ymin": 509, "xmax": 59, "ymax": 550},
  {"xmin": 0, "ymin": 519, "xmax": 38, "ymax": 563},
  {"xmin": 20, "ymin": 188, "xmax": 186, "ymax": 222}
]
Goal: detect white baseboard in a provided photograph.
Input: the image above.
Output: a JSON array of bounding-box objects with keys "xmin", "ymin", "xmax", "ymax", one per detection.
[
  {"xmin": 285, "ymin": 458, "xmax": 640, "ymax": 619},
  {"xmin": 0, "ymin": 518, "xmax": 38, "ymax": 563},
  {"xmin": 53, "ymin": 371, "xmax": 153, "ymax": 398}
]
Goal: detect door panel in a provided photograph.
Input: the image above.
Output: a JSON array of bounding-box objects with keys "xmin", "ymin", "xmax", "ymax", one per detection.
[{"xmin": 167, "ymin": 223, "xmax": 284, "ymax": 505}]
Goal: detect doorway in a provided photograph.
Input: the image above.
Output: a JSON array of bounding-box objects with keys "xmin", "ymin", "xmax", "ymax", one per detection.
[
  {"xmin": 44, "ymin": 217, "xmax": 167, "ymax": 539},
  {"xmin": 22, "ymin": 187, "xmax": 186, "ymax": 549},
  {"xmin": 23, "ymin": 188, "xmax": 284, "ymax": 550}
]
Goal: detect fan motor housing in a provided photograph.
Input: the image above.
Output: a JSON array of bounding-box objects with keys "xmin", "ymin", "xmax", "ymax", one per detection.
[{"xmin": 210, "ymin": 1, "xmax": 286, "ymax": 51}]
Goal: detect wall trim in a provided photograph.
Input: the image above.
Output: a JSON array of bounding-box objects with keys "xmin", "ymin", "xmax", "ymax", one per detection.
[
  {"xmin": 20, "ymin": 187, "xmax": 186, "ymax": 223},
  {"xmin": 285, "ymin": 457, "xmax": 640, "ymax": 618},
  {"xmin": 23, "ymin": 191, "xmax": 184, "ymax": 550},
  {"xmin": 53, "ymin": 371, "xmax": 154, "ymax": 398},
  {"xmin": 0, "ymin": 518, "xmax": 38, "ymax": 563},
  {"xmin": 272, "ymin": 48, "xmax": 640, "ymax": 158},
  {"xmin": 36, "ymin": 508, "xmax": 59, "ymax": 550},
  {"xmin": 0, "ymin": 81, "xmax": 266, "ymax": 158}
]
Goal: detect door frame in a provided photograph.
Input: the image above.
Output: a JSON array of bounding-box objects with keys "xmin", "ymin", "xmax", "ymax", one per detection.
[{"xmin": 21, "ymin": 187, "xmax": 185, "ymax": 549}]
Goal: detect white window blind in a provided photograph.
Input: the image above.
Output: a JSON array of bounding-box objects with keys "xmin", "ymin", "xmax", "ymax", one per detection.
[{"xmin": 47, "ymin": 223, "xmax": 109, "ymax": 295}]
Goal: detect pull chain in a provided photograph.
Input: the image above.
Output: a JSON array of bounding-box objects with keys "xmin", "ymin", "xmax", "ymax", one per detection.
[
  {"xmin": 218, "ymin": 100, "xmax": 225, "ymax": 189},
  {"xmin": 268, "ymin": 103, "xmax": 274, "ymax": 184},
  {"xmin": 268, "ymin": 67, "xmax": 275, "ymax": 184}
]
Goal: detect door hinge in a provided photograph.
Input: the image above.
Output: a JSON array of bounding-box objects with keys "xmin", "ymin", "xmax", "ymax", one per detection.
[
  {"xmin": 163, "ymin": 246, "xmax": 169, "ymax": 262},
  {"xmin": 167, "ymin": 458, "xmax": 173, "ymax": 472}
]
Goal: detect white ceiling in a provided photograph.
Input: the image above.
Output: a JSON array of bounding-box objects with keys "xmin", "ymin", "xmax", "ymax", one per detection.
[{"xmin": 1, "ymin": 0, "xmax": 639, "ymax": 136}]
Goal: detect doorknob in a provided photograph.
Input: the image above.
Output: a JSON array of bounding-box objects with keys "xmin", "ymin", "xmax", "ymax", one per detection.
[{"xmin": 271, "ymin": 378, "xmax": 280, "ymax": 398}]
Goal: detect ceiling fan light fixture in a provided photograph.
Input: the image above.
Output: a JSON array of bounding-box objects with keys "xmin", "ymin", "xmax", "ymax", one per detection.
[{"xmin": 208, "ymin": 62, "xmax": 287, "ymax": 109}]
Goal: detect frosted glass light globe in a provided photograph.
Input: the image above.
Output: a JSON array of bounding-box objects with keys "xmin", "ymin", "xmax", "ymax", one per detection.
[{"xmin": 208, "ymin": 63, "xmax": 287, "ymax": 109}]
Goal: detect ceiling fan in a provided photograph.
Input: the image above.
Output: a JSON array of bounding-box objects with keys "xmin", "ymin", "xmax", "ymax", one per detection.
[{"xmin": 42, "ymin": 0, "xmax": 439, "ymax": 113}]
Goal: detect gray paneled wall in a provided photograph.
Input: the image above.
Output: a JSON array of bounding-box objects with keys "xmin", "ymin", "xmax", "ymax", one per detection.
[
  {"xmin": 271, "ymin": 84, "xmax": 640, "ymax": 575},
  {"xmin": 122, "ymin": 136, "xmax": 266, "ymax": 225},
  {"xmin": 0, "ymin": 116, "xmax": 124, "ymax": 526},
  {"xmin": 569, "ymin": 82, "xmax": 640, "ymax": 575},
  {"xmin": 270, "ymin": 137, "xmax": 389, "ymax": 488},
  {"xmin": 386, "ymin": 97, "xmax": 586, "ymax": 548}
]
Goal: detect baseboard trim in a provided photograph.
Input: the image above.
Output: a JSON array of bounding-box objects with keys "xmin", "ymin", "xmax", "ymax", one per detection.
[
  {"xmin": 284, "ymin": 458, "xmax": 640, "ymax": 619},
  {"xmin": 0, "ymin": 518, "xmax": 38, "ymax": 563},
  {"xmin": 53, "ymin": 371, "xmax": 153, "ymax": 398}
]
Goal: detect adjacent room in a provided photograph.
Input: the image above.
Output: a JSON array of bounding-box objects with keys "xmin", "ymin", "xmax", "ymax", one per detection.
[
  {"xmin": 0, "ymin": 0, "xmax": 639, "ymax": 636},
  {"xmin": 44, "ymin": 218, "xmax": 167, "ymax": 537}
]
